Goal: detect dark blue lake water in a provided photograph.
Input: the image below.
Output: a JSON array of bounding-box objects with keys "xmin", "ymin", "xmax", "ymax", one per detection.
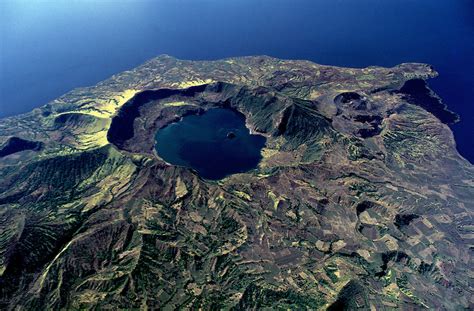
[
  {"xmin": 1, "ymin": 0, "xmax": 473, "ymax": 162},
  {"xmin": 155, "ymin": 108, "xmax": 266, "ymax": 180}
]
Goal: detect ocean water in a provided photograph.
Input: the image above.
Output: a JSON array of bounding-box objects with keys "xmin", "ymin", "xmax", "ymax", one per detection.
[
  {"xmin": 155, "ymin": 108, "xmax": 266, "ymax": 180},
  {"xmin": 1, "ymin": 0, "xmax": 473, "ymax": 162}
]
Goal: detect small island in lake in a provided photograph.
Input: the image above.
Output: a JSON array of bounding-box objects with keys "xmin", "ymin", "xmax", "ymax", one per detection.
[{"xmin": 226, "ymin": 131, "xmax": 236, "ymax": 139}]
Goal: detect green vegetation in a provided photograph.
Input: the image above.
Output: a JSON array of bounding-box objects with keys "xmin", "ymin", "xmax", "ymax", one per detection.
[{"xmin": 0, "ymin": 55, "xmax": 472, "ymax": 310}]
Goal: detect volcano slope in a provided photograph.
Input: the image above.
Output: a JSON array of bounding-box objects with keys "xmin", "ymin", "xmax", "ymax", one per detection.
[{"xmin": 0, "ymin": 55, "xmax": 473, "ymax": 310}]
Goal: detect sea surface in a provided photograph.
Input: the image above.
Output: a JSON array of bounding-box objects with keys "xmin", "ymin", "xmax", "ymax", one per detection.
[
  {"xmin": 1, "ymin": 0, "xmax": 473, "ymax": 162},
  {"xmin": 155, "ymin": 108, "xmax": 266, "ymax": 180}
]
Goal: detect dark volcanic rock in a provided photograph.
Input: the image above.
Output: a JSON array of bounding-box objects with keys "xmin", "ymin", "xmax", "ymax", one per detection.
[
  {"xmin": 397, "ymin": 79, "xmax": 459, "ymax": 124},
  {"xmin": 0, "ymin": 137, "xmax": 42, "ymax": 158}
]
